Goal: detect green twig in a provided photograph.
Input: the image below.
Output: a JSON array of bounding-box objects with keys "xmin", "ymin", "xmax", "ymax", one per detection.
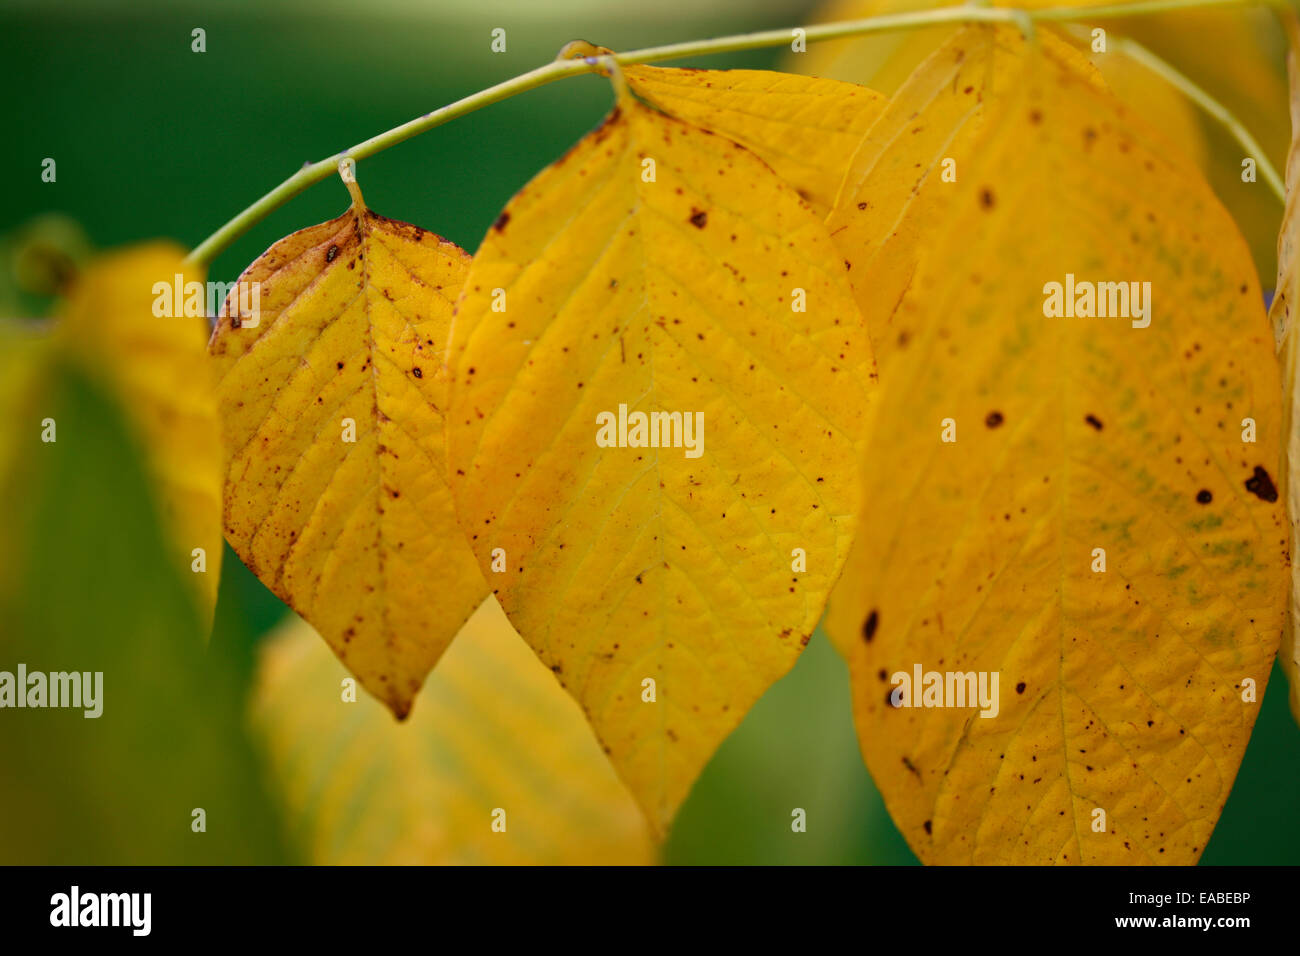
[{"xmin": 186, "ymin": 0, "xmax": 1281, "ymax": 267}]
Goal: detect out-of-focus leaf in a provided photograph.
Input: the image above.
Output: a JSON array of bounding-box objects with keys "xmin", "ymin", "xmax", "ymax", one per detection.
[
  {"xmin": 790, "ymin": 0, "xmax": 1286, "ymax": 279},
  {"xmin": 0, "ymin": 353, "xmax": 288, "ymax": 864},
  {"xmin": 251, "ymin": 599, "xmax": 655, "ymax": 865},
  {"xmin": 0, "ymin": 321, "xmax": 54, "ymax": 592},
  {"xmin": 56, "ymin": 244, "xmax": 222, "ymax": 626},
  {"xmin": 825, "ymin": 26, "xmax": 1071, "ymax": 371}
]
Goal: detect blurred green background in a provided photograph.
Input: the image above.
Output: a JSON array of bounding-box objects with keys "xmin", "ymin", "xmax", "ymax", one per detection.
[{"xmin": 1, "ymin": 0, "xmax": 1297, "ymax": 865}]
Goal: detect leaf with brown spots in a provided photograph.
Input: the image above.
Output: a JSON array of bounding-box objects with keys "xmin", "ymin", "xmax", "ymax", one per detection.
[
  {"xmin": 825, "ymin": 26, "xmax": 1104, "ymax": 375},
  {"xmin": 794, "ymin": 0, "xmax": 1288, "ymax": 280},
  {"xmin": 444, "ymin": 91, "xmax": 874, "ymax": 835},
  {"xmin": 1271, "ymin": 7, "xmax": 1300, "ymax": 728},
  {"xmin": 624, "ymin": 65, "xmax": 887, "ymax": 217},
  {"xmin": 824, "ymin": 31, "xmax": 1286, "ymax": 864},
  {"xmin": 209, "ymin": 184, "xmax": 487, "ymax": 718}
]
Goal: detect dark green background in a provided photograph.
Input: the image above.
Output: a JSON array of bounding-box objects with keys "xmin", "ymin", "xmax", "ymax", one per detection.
[{"xmin": 1, "ymin": 0, "xmax": 1296, "ymax": 864}]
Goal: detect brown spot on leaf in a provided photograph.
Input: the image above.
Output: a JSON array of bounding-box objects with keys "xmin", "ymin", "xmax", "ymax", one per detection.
[
  {"xmin": 863, "ymin": 610, "xmax": 878, "ymax": 642},
  {"xmin": 1245, "ymin": 466, "xmax": 1278, "ymax": 502},
  {"xmin": 689, "ymin": 209, "xmax": 708, "ymax": 229}
]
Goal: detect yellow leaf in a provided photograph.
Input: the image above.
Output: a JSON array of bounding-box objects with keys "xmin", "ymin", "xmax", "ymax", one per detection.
[
  {"xmin": 624, "ymin": 65, "xmax": 888, "ymax": 216},
  {"xmin": 793, "ymin": 0, "xmax": 974, "ymax": 96},
  {"xmin": 824, "ymin": 33, "xmax": 1286, "ymax": 864},
  {"xmin": 1074, "ymin": 29, "xmax": 1209, "ymax": 171},
  {"xmin": 251, "ymin": 599, "xmax": 655, "ymax": 864},
  {"xmin": 445, "ymin": 96, "xmax": 874, "ymax": 834},
  {"xmin": 794, "ymin": 0, "xmax": 1286, "ymax": 278},
  {"xmin": 1271, "ymin": 8, "xmax": 1300, "ymax": 726},
  {"xmin": 208, "ymin": 194, "xmax": 487, "ymax": 718},
  {"xmin": 1110, "ymin": 5, "xmax": 1288, "ymax": 282},
  {"xmin": 57, "ymin": 245, "xmax": 223, "ymax": 626},
  {"xmin": 826, "ymin": 26, "xmax": 1072, "ymax": 373}
]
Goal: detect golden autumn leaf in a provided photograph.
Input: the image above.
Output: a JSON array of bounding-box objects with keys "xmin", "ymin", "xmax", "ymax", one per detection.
[
  {"xmin": 624, "ymin": 65, "xmax": 887, "ymax": 217},
  {"xmin": 251, "ymin": 599, "xmax": 655, "ymax": 865},
  {"xmin": 823, "ymin": 32, "xmax": 1287, "ymax": 864},
  {"xmin": 1071, "ymin": 29, "xmax": 1209, "ymax": 171},
  {"xmin": 208, "ymin": 186, "xmax": 487, "ymax": 718},
  {"xmin": 1271, "ymin": 8, "xmax": 1300, "ymax": 726},
  {"xmin": 789, "ymin": 0, "xmax": 1197, "ymax": 135},
  {"xmin": 791, "ymin": 0, "xmax": 958, "ymax": 96},
  {"xmin": 1107, "ymin": 3, "xmax": 1287, "ymax": 282},
  {"xmin": 792, "ymin": 0, "xmax": 1288, "ymax": 279},
  {"xmin": 825, "ymin": 26, "xmax": 1070, "ymax": 373},
  {"xmin": 444, "ymin": 94, "xmax": 874, "ymax": 834},
  {"xmin": 58, "ymin": 245, "xmax": 223, "ymax": 626}
]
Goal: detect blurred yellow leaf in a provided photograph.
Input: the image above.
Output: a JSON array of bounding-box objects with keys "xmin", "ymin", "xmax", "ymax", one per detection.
[
  {"xmin": 0, "ymin": 322, "xmax": 54, "ymax": 596},
  {"xmin": 1075, "ymin": 28, "xmax": 1208, "ymax": 170},
  {"xmin": 445, "ymin": 95, "xmax": 873, "ymax": 834},
  {"xmin": 824, "ymin": 31, "xmax": 1286, "ymax": 864},
  {"xmin": 791, "ymin": 0, "xmax": 975, "ymax": 95},
  {"xmin": 1271, "ymin": 8, "xmax": 1300, "ymax": 727},
  {"xmin": 0, "ymin": 322, "xmax": 51, "ymax": 487},
  {"xmin": 0, "ymin": 339, "xmax": 288, "ymax": 864},
  {"xmin": 1114, "ymin": 4, "xmax": 1288, "ymax": 282},
  {"xmin": 826, "ymin": 27, "xmax": 1091, "ymax": 371},
  {"xmin": 792, "ymin": 0, "xmax": 1286, "ymax": 278},
  {"xmin": 208, "ymin": 194, "xmax": 487, "ymax": 718},
  {"xmin": 57, "ymin": 244, "xmax": 222, "ymax": 626},
  {"xmin": 251, "ymin": 599, "xmax": 655, "ymax": 865},
  {"xmin": 624, "ymin": 65, "xmax": 888, "ymax": 216}
]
